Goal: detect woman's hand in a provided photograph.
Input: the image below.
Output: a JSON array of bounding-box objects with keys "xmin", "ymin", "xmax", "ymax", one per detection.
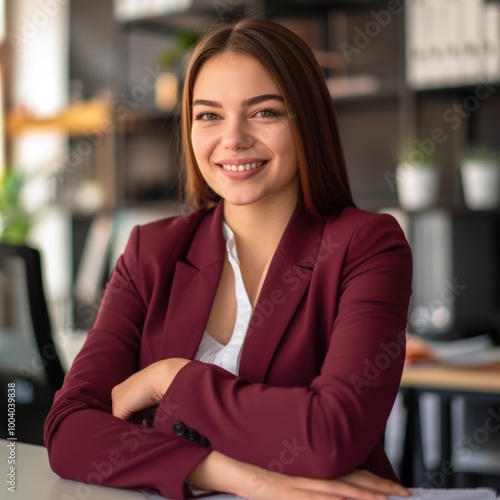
[
  {"xmin": 190, "ymin": 451, "xmax": 411, "ymax": 500},
  {"xmin": 111, "ymin": 358, "xmax": 190, "ymax": 420},
  {"xmin": 241, "ymin": 468, "xmax": 411, "ymax": 500},
  {"xmin": 333, "ymin": 470, "xmax": 412, "ymax": 499}
]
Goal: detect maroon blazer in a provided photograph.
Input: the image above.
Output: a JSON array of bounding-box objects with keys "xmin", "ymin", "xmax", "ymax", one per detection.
[{"xmin": 45, "ymin": 201, "xmax": 412, "ymax": 499}]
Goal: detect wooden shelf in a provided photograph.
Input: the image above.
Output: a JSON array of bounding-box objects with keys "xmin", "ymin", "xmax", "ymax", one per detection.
[{"xmin": 6, "ymin": 99, "xmax": 110, "ymax": 137}]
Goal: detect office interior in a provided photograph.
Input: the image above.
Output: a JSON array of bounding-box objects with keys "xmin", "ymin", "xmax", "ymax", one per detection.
[{"xmin": 0, "ymin": 0, "xmax": 500, "ymax": 494}]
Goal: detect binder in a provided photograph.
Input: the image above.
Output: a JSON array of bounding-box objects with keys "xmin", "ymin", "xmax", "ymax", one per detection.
[
  {"xmin": 405, "ymin": 0, "xmax": 499, "ymax": 88},
  {"xmin": 484, "ymin": 1, "xmax": 500, "ymax": 81},
  {"xmin": 461, "ymin": 0, "xmax": 484, "ymax": 82},
  {"xmin": 443, "ymin": 0, "xmax": 460, "ymax": 84},
  {"xmin": 405, "ymin": 0, "xmax": 426, "ymax": 88}
]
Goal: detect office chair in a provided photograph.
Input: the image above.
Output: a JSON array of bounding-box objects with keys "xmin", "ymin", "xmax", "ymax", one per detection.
[{"xmin": 0, "ymin": 243, "xmax": 66, "ymax": 445}]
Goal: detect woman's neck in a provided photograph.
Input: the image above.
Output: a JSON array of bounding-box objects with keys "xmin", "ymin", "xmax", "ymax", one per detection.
[{"xmin": 222, "ymin": 189, "xmax": 299, "ymax": 259}]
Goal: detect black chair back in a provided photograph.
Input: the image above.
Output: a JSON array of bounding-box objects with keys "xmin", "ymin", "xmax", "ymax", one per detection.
[{"xmin": 0, "ymin": 243, "xmax": 65, "ymax": 444}]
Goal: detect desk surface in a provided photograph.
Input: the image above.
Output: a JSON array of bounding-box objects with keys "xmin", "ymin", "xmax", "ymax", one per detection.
[
  {"xmin": 1, "ymin": 440, "xmax": 238, "ymax": 500},
  {"xmin": 2, "ymin": 440, "xmax": 497, "ymax": 499},
  {"xmin": 401, "ymin": 362, "xmax": 500, "ymax": 393}
]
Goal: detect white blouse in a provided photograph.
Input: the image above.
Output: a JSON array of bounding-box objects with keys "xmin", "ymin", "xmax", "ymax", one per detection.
[{"xmin": 193, "ymin": 222, "xmax": 252, "ymax": 375}]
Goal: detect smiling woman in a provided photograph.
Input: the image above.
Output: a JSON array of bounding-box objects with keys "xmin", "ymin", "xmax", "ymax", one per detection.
[
  {"xmin": 190, "ymin": 53, "xmax": 298, "ymax": 212},
  {"xmin": 182, "ymin": 20, "xmax": 354, "ymax": 217},
  {"xmin": 44, "ymin": 18, "xmax": 413, "ymax": 500}
]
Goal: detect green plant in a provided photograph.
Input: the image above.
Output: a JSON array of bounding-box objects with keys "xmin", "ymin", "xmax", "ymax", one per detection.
[
  {"xmin": 0, "ymin": 169, "xmax": 32, "ymax": 244},
  {"xmin": 397, "ymin": 139, "xmax": 436, "ymax": 167},
  {"xmin": 157, "ymin": 31, "xmax": 199, "ymax": 69}
]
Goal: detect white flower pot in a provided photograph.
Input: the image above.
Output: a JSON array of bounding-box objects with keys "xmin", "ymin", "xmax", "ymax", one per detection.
[
  {"xmin": 396, "ymin": 163, "xmax": 439, "ymax": 211},
  {"xmin": 461, "ymin": 160, "xmax": 500, "ymax": 210}
]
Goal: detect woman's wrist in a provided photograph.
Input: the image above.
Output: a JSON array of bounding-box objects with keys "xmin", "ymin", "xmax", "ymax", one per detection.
[{"xmin": 188, "ymin": 450, "xmax": 260, "ymax": 497}]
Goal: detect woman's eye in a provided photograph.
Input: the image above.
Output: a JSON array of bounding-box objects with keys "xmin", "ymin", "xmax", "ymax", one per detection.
[
  {"xmin": 195, "ymin": 112, "xmax": 219, "ymax": 121},
  {"xmin": 255, "ymin": 109, "xmax": 281, "ymax": 119}
]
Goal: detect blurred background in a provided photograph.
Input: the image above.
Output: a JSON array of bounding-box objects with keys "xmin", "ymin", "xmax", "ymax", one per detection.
[{"xmin": 0, "ymin": 0, "xmax": 500, "ymax": 493}]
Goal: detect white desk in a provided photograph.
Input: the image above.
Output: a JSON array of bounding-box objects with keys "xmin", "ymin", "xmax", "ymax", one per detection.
[
  {"xmin": 1, "ymin": 440, "xmax": 237, "ymax": 499},
  {"xmin": 2, "ymin": 440, "xmax": 498, "ymax": 499}
]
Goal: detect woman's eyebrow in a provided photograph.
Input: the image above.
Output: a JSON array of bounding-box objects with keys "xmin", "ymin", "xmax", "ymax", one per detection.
[
  {"xmin": 192, "ymin": 94, "xmax": 284, "ymax": 108},
  {"xmin": 192, "ymin": 99, "xmax": 222, "ymax": 108},
  {"xmin": 243, "ymin": 94, "xmax": 284, "ymax": 106}
]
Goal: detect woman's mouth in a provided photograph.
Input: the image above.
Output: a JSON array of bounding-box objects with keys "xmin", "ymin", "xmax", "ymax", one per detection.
[{"xmin": 220, "ymin": 160, "xmax": 266, "ymax": 172}]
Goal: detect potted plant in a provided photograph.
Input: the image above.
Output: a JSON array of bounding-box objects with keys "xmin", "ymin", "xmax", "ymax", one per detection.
[
  {"xmin": 395, "ymin": 142, "xmax": 439, "ymax": 211},
  {"xmin": 155, "ymin": 31, "xmax": 199, "ymax": 111},
  {"xmin": 0, "ymin": 169, "xmax": 32, "ymax": 244},
  {"xmin": 460, "ymin": 146, "xmax": 500, "ymax": 210}
]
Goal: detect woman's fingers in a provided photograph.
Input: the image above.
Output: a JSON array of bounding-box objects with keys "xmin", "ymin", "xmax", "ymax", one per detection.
[
  {"xmin": 111, "ymin": 361, "xmax": 166, "ymax": 419},
  {"xmin": 293, "ymin": 477, "xmax": 390, "ymax": 500},
  {"xmin": 111, "ymin": 358, "xmax": 191, "ymax": 420},
  {"xmin": 337, "ymin": 470, "xmax": 412, "ymax": 498},
  {"xmin": 252, "ymin": 472, "xmax": 408, "ymax": 500}
]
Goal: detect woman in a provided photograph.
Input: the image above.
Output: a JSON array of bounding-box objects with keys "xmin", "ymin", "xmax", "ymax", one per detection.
[{"xmin": 45, "ymin": 18, "xmax": 412, "ymax": 500}]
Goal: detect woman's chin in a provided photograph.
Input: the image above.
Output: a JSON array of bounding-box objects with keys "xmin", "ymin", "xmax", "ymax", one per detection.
[{"xmin": 221, "ymin": 193, "xmax": 265, "ymax": 207}]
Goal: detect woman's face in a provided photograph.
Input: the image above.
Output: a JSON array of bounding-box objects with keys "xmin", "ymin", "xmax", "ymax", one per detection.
[{"xmin": 190, "ymin": 52, "xmax": 299, "ymax": 208}]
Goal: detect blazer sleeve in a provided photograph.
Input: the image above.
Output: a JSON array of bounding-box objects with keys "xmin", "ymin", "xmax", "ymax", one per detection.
[
  {"xmin": 153, "ymin": 213, "xmax": 412, "ymax": 479},
  {"xmin": 44, "ymin": 226, "xmax": 211, "ymax": 500}
]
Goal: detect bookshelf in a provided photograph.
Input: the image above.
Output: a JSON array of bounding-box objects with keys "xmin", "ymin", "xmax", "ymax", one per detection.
[
  {"xmin": 7, "ymin": 0, "xmax": 495, "ymax": 289},
  {"xmin": 61, "ymin": 4, "xmax": 500, "ymax": 256},
  {"xmin": 6, "ymin": 99, "xmax": 110, "ymax": 137}
]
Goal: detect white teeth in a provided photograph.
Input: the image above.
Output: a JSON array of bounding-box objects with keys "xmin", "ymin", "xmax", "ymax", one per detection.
[{"xmin": 221, "ymin": 161, "xmax": 264, "ymax": 171}]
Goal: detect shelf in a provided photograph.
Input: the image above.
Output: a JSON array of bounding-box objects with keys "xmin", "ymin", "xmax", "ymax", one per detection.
[
  {"xmin": 116, "ymin": 106, "xmax": 179, "ymax": 130},
  {"xmin": 411, "ymin": 80, "xmax": 500, "ymax": 96},
  {"xmin": 6, "ymin": 99, "xmax": 110, "ymax": 138},
  {"xmin": 328, "ymin": 76, "xmax": 405, "ymax": 103},
  {"xmin": 116, "ymin": 0, "xmax": 247, "ymax": 31},
  {"xmin": 454, "ymin": 451, "xmax": 500, "ymax": 476},
  {"xmin": 118, "ymin": 0, "xmax": 389, "ymax": 32},
  {"xmin": 269, "ymin": 0, "xmax": 390, "ymax": 9}
]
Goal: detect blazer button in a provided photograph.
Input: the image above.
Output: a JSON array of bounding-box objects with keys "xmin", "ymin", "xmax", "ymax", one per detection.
[
  {"xmin": 172, "ymin": 421, "xmax": 186, "ymax": 436},
  {"xmin": 198, "ymin": 435, "xmax": 211, "ymax": 447},
  {"xmin": 141, "ymin": 417, "xmax": 155, "ymax": 428},
  {"xmin": 186, "ymin": 428, "xmax": 199, "ymax": 442}
]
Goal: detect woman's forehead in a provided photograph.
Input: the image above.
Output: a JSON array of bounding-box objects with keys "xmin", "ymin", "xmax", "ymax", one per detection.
[{"xmin": 192, "ymin": 53, "xmax": 282, "ymax": 103}]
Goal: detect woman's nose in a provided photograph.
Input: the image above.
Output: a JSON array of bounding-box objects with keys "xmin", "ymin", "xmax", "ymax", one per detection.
[{"xmin": 220, "ymin": 119, "xmax": 255, "ymax": 150}]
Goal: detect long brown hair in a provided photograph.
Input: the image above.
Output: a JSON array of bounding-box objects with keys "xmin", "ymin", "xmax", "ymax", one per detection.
[{"xmin": 181, "ymin": 18, "xmax": 355, "ymax": 217}]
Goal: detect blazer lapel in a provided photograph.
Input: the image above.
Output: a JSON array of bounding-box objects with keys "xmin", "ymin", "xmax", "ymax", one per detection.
[
  {"xmin": 239, "ymin": 201, "xmax": 327, "ymax": 383},
  {"xmin": 160, "ymin": 199, "xmax": 328, "ymax": 383},
  {"xmin": 161, "ymin": 203, "xmax": 226, "ymax": 359}
]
